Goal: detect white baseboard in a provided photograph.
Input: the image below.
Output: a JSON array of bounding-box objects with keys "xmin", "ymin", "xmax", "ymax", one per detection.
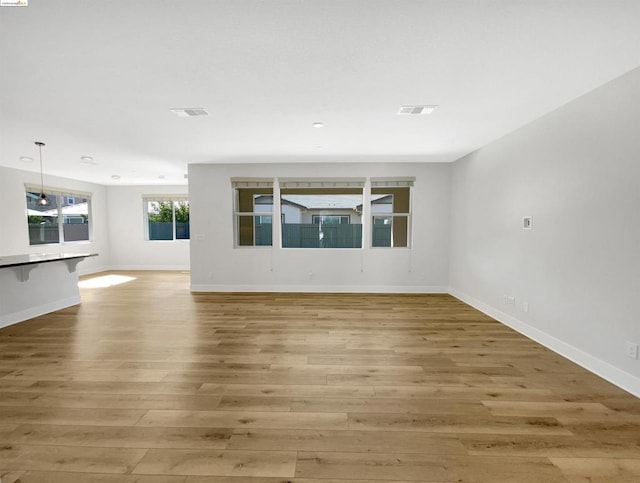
[
  {"xmin": 0, "ymin": 295, "xmax": 81, "ymax": 330},
  {"xmin": 108, "ymin": 265, "xmax": 190, "ymax": 271},
  {"xmin": 191, "ymin": 284, "xmax": 449, "ymax": 294},
  {"xmin": 449, "ymin": 288, "xmax": 640, "ymax": 398},
  {"xmin": 78, "ymin": 265, "xmax": 110, "ymax": 276}
]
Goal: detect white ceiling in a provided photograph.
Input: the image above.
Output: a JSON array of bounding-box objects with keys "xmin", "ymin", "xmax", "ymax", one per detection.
[{"xmin": 1, "ymin": 0, "xmax": 639, "ymax": 186}]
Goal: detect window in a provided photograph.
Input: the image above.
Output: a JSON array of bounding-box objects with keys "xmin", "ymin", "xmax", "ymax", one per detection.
[
  {"xmin": 312, "ymin": 215, "xmax": 350, "ymax": 225},
  {"xmin": 144, "ymin": 196, "xmax": 189, "ymax": 240},
  {"xmin": 370, "ymin": 178, "xmax": 413, "ymax": 248},
  {"xmin": 26, "ymin": 187, "xmax": 91, "ymax": 245},
  {"xmin": 280, "ymin": 178, "xmax": 364, "ymax": 248},
  {"xmin": 233, "ymin": 179, "xmax": 273, "ymax": 247}
]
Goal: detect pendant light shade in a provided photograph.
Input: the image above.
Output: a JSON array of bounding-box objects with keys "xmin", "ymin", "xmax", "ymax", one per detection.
[{"xmin": 35, "ymin": 141, "xmax": 50, "ymax": 206}]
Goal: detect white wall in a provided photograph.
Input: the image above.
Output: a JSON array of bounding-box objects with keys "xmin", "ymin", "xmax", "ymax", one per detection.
[
  {"xmin": 189, "ymin": 162, "xmax": 451, "ymax": 292},
  {"xmin": 0, "ymin": 165, "xmax": 109, "ymax": 274},
  {"xmin": 449, "ymin": 67, "xmax": 640, "ymax": 396},
  {"xmin": 106, "ymin": 185, "xmax": 189, "ymax": 270},
  {"xmin": 282, "ymin": 204, "xmax": 301, "ymax": 223}
]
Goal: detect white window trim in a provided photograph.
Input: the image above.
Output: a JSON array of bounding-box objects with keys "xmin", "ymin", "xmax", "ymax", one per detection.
[
  {"xmin": 231, "ymin": 178, "xmax": 274, "ymax": 189},
  {"xmin": 278, "ymin": 181, "xmax": 364, "ymax": 249},
  {"xmin": 25, "ymin": 184, "xmax": 93, "ymax": 198},
  {"xmin": 370, "ymin": 179, "xmax": 413, "ymax": 249},
  {"xmin": 279, "ymin": 177, "xmax": 365, "ymax": 189},
  {"xmin": 25, "ymin": 185, "xmax": 93, "ymax": 245},
  {"xmin": 371, "ymin": 213, "xmax": 412, "ymax": 249},
  {"xmin": 142, "ymin": 196, "xmax": 190, "ymax": 241},
  {"xmin": 232, "ymin": 181, "xmax": 275, "ymax": 248},
  {"xmin": 230, "ymin": 177, "xmax": 415, "ymax": 250},
  {"xmin": 370, "ymin": 177, "xmax": 415, "ymax": 188}
]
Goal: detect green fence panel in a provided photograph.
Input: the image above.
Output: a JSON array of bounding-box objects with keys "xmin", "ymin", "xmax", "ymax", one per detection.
[
  {"xmin": 283, "ymin": 224, "xmax": 362, "ymax": 248},
  {"xmin": 372, "ymin": 225, "xmax": 392, "ymax": 247},
  {"xmin": 176, "ymin": 222, "xmax": 190, "ymax": 240},
  {"xmin": 282, "ymin": 224, "xmax": 320, "ymax": 248},
  {"xmin": 255, "ymin": 223, "xmax": 273, "ymax": 246},
  {"xmin": 28, "ymin": 224, "xmax": 60, "ymax": 244},
  {"xmin": 149, "ymin": 222, "xmax": 173, "ymax": 240}
]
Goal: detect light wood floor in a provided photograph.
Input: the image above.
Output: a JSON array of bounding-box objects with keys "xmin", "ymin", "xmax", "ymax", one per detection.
[{"xmin": 1, "ymin": 271, "xmax": 639, "ymax": 482}]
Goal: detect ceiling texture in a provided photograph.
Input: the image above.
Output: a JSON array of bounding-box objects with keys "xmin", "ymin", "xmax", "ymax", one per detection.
[{"xmin": 1, "ymin": 0, "xmax": 639, "ymax": 186}]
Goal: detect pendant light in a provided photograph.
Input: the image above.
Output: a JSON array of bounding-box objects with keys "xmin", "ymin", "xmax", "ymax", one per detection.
[{"xmin": 35, "ymin": 141, "xmax": 49, "ymax": 206}]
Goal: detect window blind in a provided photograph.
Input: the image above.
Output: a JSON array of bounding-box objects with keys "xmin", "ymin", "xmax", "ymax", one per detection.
[
  {"xmin": 142, "ymin": 195, "xmax": 188, "ymax": 202},
  {"xmin": 278, "ymin": 178, "xmax": 365, "ymax": 189},
  {"xmin": 25, "ymin": 184, "xmax": 92, "ymax": 198},
  {"xmin": 370, "ymin": 177, "xmax": 415, "ymax": 188},
  {"xmin": 231, "ymin": 178, "xmax": 274, "ymax": 189}
]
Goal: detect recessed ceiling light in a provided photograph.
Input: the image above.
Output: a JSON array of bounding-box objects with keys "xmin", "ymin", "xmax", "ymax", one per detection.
[
  {"xmin": 80, "ymin": 156, "xmax": 99, "ymax": 165},
  {"xmin": 170, "ymin": 108, "xmax": 209, "ymax": 117},
  {"xmin": 19, "ymin": 156, "xmax": 33, "ymax": 163},
  {"xmin": 312, "ymin": 122, "xmax": 324, "ymax": 128},
  {"xmin": 111, "ymin": 174, "xmax": 121, "ymax": 180},
  {"xmin": 398, "ymin": 105, "xmax": 438, "ymax": 115}
]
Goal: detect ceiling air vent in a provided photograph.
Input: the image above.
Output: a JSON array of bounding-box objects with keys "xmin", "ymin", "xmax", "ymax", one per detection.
[
  {"xmin": 398, "ymin": 105, "xmax": 437, "ymax": 115},
  {"xmin": 170, "ymin": 108, "xmax": 209, "ymax": 118}
]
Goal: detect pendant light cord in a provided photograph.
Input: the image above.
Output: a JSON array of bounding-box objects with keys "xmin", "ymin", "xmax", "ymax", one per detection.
[
  {"xmin": 38, "ymin": 142, "xmax": 44, "ymax": 193},
  {"xmin": 34, "ymin": 141, "xmax": 48, "ymax": 206}
]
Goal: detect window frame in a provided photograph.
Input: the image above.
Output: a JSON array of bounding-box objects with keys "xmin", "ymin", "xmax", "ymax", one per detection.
[
  {"xmin": 25, "ymin": 186, "xmax": 93, "ymax": 246},
  {"xmin": 143, "ymin": 196, "xmax": 190, "ymax": 242},
  {"xmin": 370, "ymin": 179, "xmax": 414, "ymax": 249},
  {"xmin": 278, "ymin": 178, "xmax": 366, "ymax": 249},
  {"xmin": 232, "ymin": 179, "xmax": 274, "ymax": 248}
]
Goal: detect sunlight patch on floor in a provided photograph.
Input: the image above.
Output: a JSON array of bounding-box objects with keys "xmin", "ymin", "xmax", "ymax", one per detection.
[{"xmin": 78, "ymin": 274, "xmax": 136, "ymax": 288}]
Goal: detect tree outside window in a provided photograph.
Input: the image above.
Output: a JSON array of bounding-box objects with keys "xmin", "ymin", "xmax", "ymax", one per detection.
[{"xmin": 146, "ymin": 199, "xmax": 189, "ymax": 240}]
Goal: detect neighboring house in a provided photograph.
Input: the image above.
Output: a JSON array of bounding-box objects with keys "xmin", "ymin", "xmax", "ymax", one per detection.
[
  {"xmin": 254, "ymin": 194, "xmax": 392, "ymax": 223},
  {"xmin": 26, "ymin": 192, "xmax": 90, "ymax": 244},
  {"xmin": 252, "ymin": 194, "xmax": 394, "ymax": 247}
]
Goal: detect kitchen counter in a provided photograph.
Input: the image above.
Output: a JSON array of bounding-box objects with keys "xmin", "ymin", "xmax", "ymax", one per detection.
[{"xmin": 0, "ymin": 252, "xmax": 98, "ymax": 329}]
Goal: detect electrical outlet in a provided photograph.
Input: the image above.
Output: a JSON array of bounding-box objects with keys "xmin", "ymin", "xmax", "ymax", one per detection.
[
  {"xmin": 625, "ymin": 342, "xmax": 638, "ymax": 360},
  {"xmin": 508, "ymin": 296, "xmax": 515, "ymax": 306},
  {"xmin": 503, "ymin": 295, "xmax": 509, "ymax": 305},
  {"xmin": 523, "ymin": 302, "xmax": 529, "ymax": 313}
]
